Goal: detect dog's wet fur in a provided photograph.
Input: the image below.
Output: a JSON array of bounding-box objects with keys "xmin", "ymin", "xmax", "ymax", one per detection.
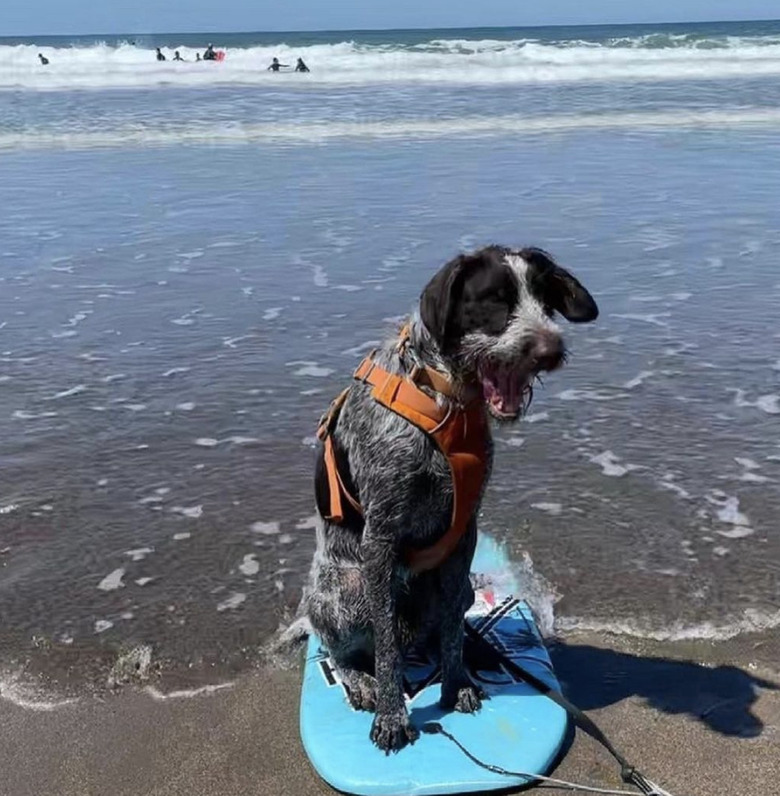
[{"xmin": 305, "ymin": 245, "xmax": 598, "ymax": 752}]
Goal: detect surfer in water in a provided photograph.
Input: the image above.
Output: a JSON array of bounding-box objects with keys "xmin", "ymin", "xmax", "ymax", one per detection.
[
  {"xmin": 203, "ymin": 44, "xmax": 217, "ymax": 61},
  {"xmin": 267, "ymin": 57, "xmax": 288, "ymax": 72},
  {"xmin": 295, "ymin": 58, "xmax": 310, "ymax": 72},
  {"xmin": 173, "ymin": 51, "xmax": 184, "ymax": 61},
  {"xmin": 196, "ymin": 53, "xmax": 201, "ymax": 62},
  {"xmin": 156, "ymin": 47, "xmax": 166, "ymax": 62},
  {"xmin": 38, "ymin": 53, "xmax": 49, "ymax": 65}
]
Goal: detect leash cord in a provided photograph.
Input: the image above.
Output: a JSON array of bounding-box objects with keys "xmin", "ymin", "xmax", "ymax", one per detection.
[
  {"xmin": 421, "ymin": 722, "xmax": 657, "ymax": 795},
  {"xmin": 458, "ymin": 621, "xmax": 679, "ymax": 796}
]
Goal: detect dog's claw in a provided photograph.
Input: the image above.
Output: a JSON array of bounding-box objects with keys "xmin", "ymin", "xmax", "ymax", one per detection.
[
  {"xmin": 441, "ymin": 682, "xmax": 486, "ymax": 713},
  {"xmin": 370, "ymin": 710, "xmax": 419, "ymax": 753},
  {"xmin": 343, "ymin": 672, "xmax": 378, "ymax": 712},
  {"xmin": 454, "ymin": 684, "xmax": 485, "ymax": 713}
]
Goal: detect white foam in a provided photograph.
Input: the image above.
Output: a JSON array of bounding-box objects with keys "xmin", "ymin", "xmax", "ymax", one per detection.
[
  {"xmin": 0, "ymin": 675, "xmax": 78, "ymax": 711},
  {"xmin": 557, "ymin": 608, "xmax": 780, "ymax": 642},
  {"xmin": 295, "ymin": 514, "xmax": 318, "ymax": 530},
  {"xmin": 292, "ymin": 362, "xmax": 334, "ymax": 378},
  {"xmin": 173, "ymin": 532, "xmax": 192, "ymax": 541},
  {"xmin": 125, "ymin": 547, "xmax": 153, "ymax": 561},
  {"xmin": 94, "ymin": 619, "xmax": 114, "ymax": 633},
  {"xmin": 45, "ymin": 384, "xmax": 86, "ymax": 400},
  {"xmin": 163, "ymin": 366, "xmax": 190, "ymax": 377},
  {"xmin": 623, "ymin": 370, "xmax": 655, "ymax": 389},
  {"xmin": 613, "ymin": 312, "xmax": 671, "ymax": 327},
  {"xmin": 530, "ymin": 502, "xmax": 563, "ymax": 515},
  {"xmin": 12, "ymin": 410, "xmax": 59, "ymax": 420},
  {"xmin": 523, "ymin": 411, "xmax": 549, "ymax": 423},
  {"xmin": 97, "ymin": 568, "xmax": 125, "ymax": 591},
  {"xmin": 145, "ymin": 682, "xmax": 234, "ymax": 701},
  {"xmin": 6, "ymin": 108, "xmax": 780, "ymax": 151},
  {"xmin": 10, "ymin": 37, "xmax": 780, "ymax": 93},
  {"xmin": 263, "ymin": 307, "xmax": 282, "ymax": 321},
  {"xmin": 251, "ymin": 520, "xmax": 281, "ymax": 535},
  {"xmin": 194, "ymin": 437, "xmax": 220, "ymax": 447},
  {"xmin": 171, "ymin": 505, "xmax": 203, "ymax": 519},
  {"xmin": 557, "ymin": 388, "xmax": 626, "ymax": 402},
  {"xmin": 176, "ymin": 402, "xmax": 196, "ymax": 411},
  {"xmin": 217, "ymin": 592, "xmax": 246, "ymax": 612},
  {"xmin": 135, "ymin": 577, "xmax": 154, "ymax": 586},
  {"xmin": 239, "ymin": 554, "xmax": 260, "ymax": 576},
  {"xmin": 730, "ymin": 388, "xmax": 780, "ymax": 414},
  {"xmin": 589, "ymin": 450, "xmax": 639, "ymax": 477}
]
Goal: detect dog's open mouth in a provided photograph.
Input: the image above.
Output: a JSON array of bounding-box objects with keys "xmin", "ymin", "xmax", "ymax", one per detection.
[{"xmin": 478, "ymin": 363, "xmax": 535, "ymax": 421}]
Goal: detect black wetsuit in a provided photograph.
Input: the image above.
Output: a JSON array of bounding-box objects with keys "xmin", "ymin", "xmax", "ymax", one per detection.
[
  {"xmin": 203, "ymin": 47, "xmax": 217, "ymax": 61},
  {"xmin": 38, "ymin": 55, "xmax": 49, "ymax": 66},
  {"xmin": 156, "ymin": 50, "xmax": 166, "ymax": 62},
  {"xmin": 295, "ymin": 60, "xmax": 309, "ymax": 73}
]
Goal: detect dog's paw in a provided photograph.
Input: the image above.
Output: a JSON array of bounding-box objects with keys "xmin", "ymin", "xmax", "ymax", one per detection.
[
  {"xmin": 369, "ymin": 709, "xmax": 419, "ymax": 753},
  {"xmin": 343, "ymin": 672, "xmax": 378, "ymax": 712},
  {"xmin": 440, "ymin": 682, "xmax": 486, "ymax": 713}
]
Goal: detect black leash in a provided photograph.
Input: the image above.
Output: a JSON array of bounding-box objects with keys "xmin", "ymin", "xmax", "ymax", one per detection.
[{"xmin": 424, "ymin": 622, "xmax": 675, "ymax": 796}]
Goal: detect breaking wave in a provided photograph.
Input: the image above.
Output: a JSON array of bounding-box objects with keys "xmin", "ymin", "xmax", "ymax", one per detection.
[
  {"xmin": 3, "ymin": 108, "xmax": 779, "ymax": 151},
  {"xmin": 5, "ymin": 34, "xmax": 780, "ymax": 90}
]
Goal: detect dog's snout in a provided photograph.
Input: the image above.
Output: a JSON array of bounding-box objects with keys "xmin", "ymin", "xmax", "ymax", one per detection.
[{"xmin": 530, "ymin": 331, "xmax": 565, "ymax": 371}]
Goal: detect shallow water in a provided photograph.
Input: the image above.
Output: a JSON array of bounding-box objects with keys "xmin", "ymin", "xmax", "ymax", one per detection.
[{"xmin": 1, "ymin": 21, "xmax": 779, "ymax": 696}]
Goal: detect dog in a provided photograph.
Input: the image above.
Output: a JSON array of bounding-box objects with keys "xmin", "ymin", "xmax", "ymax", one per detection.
[{"xmin": 305, "ymin": 245, "xmax": 598, "ymax": 753}]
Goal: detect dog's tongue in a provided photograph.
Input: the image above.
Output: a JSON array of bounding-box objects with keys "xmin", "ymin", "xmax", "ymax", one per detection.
[{"xmin": 480, "ymin": 367, "xmax": 524, "ymax": 416}]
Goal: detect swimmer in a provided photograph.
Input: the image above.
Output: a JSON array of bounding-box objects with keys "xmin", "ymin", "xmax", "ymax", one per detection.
[
  {"xmin": 267, "ymin": 57, "xmax": 288, "ymax": 72},
  {"xmin": 38, "ymin": 53, "xmax": 49, "ymax": 66},
  {"xmin": 173, "ymin": 51, "xmax": 184, "ymax": 61},
  {"xmin": 203, "ymin": 44, "xmax": 217, "ymax": 61},
  {"xmin": 156, "ymin": 47, "xmax": 166, "ymax": 62},
  {"xmin": 294, "ymin": 58, "xmax": 310, "ymax": 73}
]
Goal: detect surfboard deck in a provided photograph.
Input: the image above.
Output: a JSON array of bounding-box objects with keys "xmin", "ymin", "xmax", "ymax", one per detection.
[{"xmin": 300, "ymin": 534, "xmax": 568, "ymax": 796}]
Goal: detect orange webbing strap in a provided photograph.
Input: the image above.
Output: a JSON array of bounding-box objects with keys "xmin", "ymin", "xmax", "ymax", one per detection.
[
  {"xmin": 353, "ymin": 356, "xmax": 488, "ymax": 574},
  {"xmin": 317, "ymin": 388, "xmax": 363, "ymax": 522}
]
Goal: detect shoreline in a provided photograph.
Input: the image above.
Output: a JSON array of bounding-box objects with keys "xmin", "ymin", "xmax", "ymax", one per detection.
[{"xmin": 2, "ymin": 631, "xmax": 778, "ymax": 796}]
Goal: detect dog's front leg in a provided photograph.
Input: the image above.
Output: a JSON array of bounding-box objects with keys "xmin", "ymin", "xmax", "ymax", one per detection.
[
  {"xmin": 439, "ymin": 523, "xmax": 485, "ymax": 713},
  {"xmin": 362, "ymin": 525, "xmax": 418, "ymax": 753}
]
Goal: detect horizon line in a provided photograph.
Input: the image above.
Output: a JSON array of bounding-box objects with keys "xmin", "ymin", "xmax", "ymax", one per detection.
[{"xmin": 3, "ymin": 17, "xmax": 780, "ymax": 40}]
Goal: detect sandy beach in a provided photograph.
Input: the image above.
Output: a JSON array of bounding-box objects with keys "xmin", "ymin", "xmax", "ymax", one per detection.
[{"xmin": 2, "ymin": 631, "xmax": 778, "ymax": 796}]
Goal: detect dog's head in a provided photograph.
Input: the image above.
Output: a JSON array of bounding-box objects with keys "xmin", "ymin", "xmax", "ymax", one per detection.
[{"xmin": 419, "ymin": 245, "xmax": 598, "ymax": 421}]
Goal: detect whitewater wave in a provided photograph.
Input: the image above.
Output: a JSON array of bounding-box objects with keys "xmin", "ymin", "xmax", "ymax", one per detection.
[
  {"xmin": 556, "ymin": 608, "xmax": 780, "ymax": 642},
  {"xmin": 5, "ymin": 35, "xmax": 780, "ymax": 90},
  {"xmin": 3, "ymin": 108, "xmax": 779, "ymax": 151}
]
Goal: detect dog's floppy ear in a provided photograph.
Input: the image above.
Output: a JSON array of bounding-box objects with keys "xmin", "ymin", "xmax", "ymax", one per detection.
[
  {"xmin": 419, "ymin": 253, "xmax": 469, "ymax": 349},
  {"xmin": 522, "ymin": 247, "xmax": 598, "ymax": 323}
]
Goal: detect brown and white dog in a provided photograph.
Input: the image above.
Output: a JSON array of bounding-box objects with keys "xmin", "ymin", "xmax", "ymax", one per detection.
[{"xmin": 305, "ymin": 245, "xmax": 598, "ymax": 752}]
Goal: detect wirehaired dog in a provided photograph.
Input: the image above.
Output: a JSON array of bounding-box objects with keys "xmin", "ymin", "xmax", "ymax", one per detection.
[{"xmin": 306, "ymin": 245, "xmax": 598, "ymax": 752}]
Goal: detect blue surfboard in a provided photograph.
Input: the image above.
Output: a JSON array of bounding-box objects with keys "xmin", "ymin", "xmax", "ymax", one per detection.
[{"xmin": 300, "ymin": 534, "xmax": 568, "ymax": 795}]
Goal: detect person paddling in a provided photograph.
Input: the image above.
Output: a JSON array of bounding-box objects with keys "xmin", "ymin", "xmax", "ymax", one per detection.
[
  {"xmin": 38, "ymin": 53, "xmax": 49, "ymax": 66},
  {"xmin": 156, "ymin": 47, "xmax": 166, "ymax": 62},
  {"xmin": 295, "ymin": 58, "xmax": 310, "ymax": 73},
  {"xmin": 267, "ymin": 57, "xmax": 288, "ymax": 72},
  {"xmin": 173, "ymin": 51, "xmax": 184, "ymax": 62}
]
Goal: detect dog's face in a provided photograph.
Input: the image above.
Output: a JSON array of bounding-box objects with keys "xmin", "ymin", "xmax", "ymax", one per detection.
[{"xmin": 419, "ymin": 246, "xmax": 598, "ymax": 421}]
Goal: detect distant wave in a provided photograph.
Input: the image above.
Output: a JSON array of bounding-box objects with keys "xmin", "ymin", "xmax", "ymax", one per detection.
[
  {"xmin": 3, "ymin": 108, "xmax": 780, "ymax": 150},
  {"xmin": 5, "ymin": 35, "xmax": 780, "ymax": 90}
]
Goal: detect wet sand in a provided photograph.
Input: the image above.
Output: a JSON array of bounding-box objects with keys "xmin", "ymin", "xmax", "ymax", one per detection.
[{"xmin": 2, "ymin": 633, "xmax": 778, "ymax": 796}]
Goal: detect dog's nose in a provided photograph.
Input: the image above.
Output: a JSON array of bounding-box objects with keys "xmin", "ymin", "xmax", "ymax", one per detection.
[{"xmin": 531, "ymin": 332, "xmax": 565, "ymax": 371}]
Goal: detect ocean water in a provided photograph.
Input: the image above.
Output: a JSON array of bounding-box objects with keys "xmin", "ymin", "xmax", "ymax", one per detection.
[{"xmin": 1, "ymin": 20, "xmax": 780, "ymax": 700}]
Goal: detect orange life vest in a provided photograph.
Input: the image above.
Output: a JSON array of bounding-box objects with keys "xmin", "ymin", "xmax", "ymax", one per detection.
[{"xmin": 316, "ymin": 330, "xmax": 488, "ymax": 574}]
